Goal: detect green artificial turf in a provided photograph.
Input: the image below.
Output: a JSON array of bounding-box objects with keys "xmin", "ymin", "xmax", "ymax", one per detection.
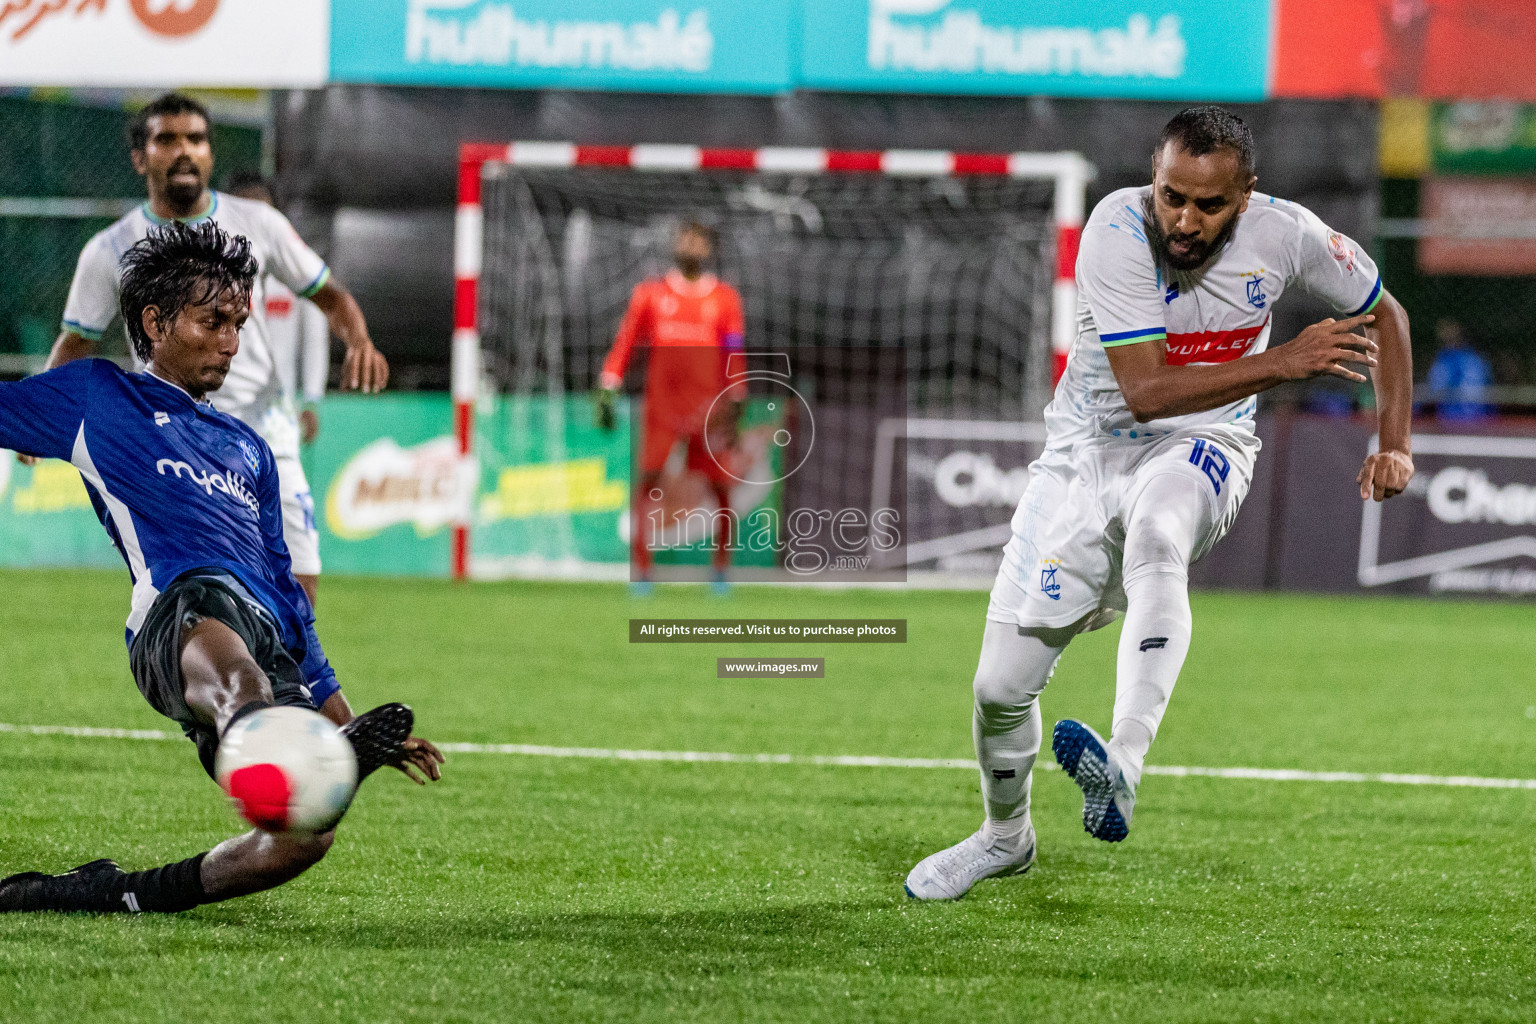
[{"xmin": 0, "ymin": 569, "xmax": 1532, "ymax": 1022}]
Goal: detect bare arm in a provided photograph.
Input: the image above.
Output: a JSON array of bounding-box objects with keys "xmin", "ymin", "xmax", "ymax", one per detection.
[
  {"xmin": 308, "ymin": 279, "xmax": 388, "ymax": 393},
  {"xmin": 45, "ymin": 329, "xmax": 98, "ymax": 371},
  {"xmin": 1103, "ymin": 312, "xmax": 1380, "ymax": 422},
  {"xmin": 318, "ymin": 689, "xmax": 355, "ymax": 728},
  {"xmin": 1357, "ymin": 289, "xmax": 1415, "ymax": 501}
]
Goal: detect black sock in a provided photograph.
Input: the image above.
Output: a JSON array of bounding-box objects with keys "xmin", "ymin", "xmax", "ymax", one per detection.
[
  {"xmin": 222, "ymin": 699, "xmax": 273, "ymax": 737},
  {"xmin": 117, "ymin": 852, "xmax": 208, "ymax": 913}
]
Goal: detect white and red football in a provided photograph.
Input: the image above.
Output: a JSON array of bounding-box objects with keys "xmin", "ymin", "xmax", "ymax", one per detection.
[{"xmin": 214, "ymin": 706, "xmax": 358, "ymax": 834}]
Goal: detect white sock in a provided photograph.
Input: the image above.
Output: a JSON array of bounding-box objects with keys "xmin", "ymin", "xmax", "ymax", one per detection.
[
  {"xmin": 1109, "ymin": 569, "xmax": 1190, "ymax": 789},
  {"xmin": 1108, "ymin": 472, "xmax": 1202, "ymax": 790},
  {"xmin": 971, "ymin": 619, "xmax": 1067, "ymax": 842}
]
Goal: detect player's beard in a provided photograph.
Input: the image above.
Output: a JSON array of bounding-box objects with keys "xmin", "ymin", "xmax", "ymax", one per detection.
[
  {"xmin": 1142, "ymin": 192, "xmax": 1238, "ymax": 273},
  {"xmin": 163, "ymin": 158, "xmax": 206, "ymax": 208},
  {"xmin": 675, "ymin": 254, "xmax": 704, "ymax": 278}
]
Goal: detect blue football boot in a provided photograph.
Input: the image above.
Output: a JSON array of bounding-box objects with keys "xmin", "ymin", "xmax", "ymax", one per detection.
[{"xmin": 1052, "ymin": 719, "xmax": 1135, "ymax": 843}]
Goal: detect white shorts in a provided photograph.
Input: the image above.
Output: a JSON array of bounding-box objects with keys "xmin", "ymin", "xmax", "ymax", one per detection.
[
  {"xmin": 987, "ymin": 427, "xmax": 1259, "ymax": 631},
  {"xmin": 275, "ymin": 452, "xmax": 322, "ymax": 577}
]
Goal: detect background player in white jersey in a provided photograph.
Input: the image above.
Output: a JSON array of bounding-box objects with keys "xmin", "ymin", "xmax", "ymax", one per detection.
[
  {"xmin": 225, "ymin": 171, "xmax": 331, "ymax": 602},
  {"xmin": 46, "ymin": 92, "xmax": 389, "ymax": 607},
  {"xmin": 907, "ymin": 107, "xmax": 1415, "ymax": 901},
  {"xmin": 226, "ymin": 172, "xmax": 330, "ymax": 451}
]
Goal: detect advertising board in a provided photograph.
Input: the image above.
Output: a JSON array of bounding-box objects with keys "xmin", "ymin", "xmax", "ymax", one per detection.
[
  {"xmin": 1418, "ymin": 176, "xmax": 1536, "ymax": 277},
  {"xmin": 329, "ymin": 0, "xmax": 1269, "ymax": 99},
  {"xmin": 329, "ymin": 0, "xmax": 794, "ymax": 94},
  {"xmin": 0, "ymin": 0, "xmax": 328, "ymax": 87},
  {"xmin": 1359, "ymin": 434, "xmax": 1536, "ymax": 597},
  {"xmin": 798, "ymin": 0, "xmax": 1270, "ymax": 100}
]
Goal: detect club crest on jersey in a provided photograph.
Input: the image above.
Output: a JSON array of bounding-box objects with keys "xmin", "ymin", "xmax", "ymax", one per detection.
[
  {"xmin": 237, "ymin": 438, "xmax": 261, "ymax": 475},
  {"xmin": 1245, "ymin": 275, "xmax": 1267, "ymax": 309},
  {"xmin": 1040, "ymin": 558, "xmax": 1062, "ymax": 601}
]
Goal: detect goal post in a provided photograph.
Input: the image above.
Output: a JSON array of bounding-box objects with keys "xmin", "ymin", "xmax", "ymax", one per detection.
[{"xmin": 450, "ymin": 141, "xmax": 1093, "ymax": 581}]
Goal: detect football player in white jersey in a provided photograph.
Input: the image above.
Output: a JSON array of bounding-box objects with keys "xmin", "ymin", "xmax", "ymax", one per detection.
[
  {"xmin": 225, "ymin": 172, "xmax": 332, "ymax": 594},
  {"xmin": 906, "ymin": 106, "xmax": 1414, "ymax": 900},
  {"xmin": 226, "ymin": 172, "xmax": 330, "ymax": 449},
  {"xmin": 45, "ymin": 93, "xmax": 389, "ymax": 607}
]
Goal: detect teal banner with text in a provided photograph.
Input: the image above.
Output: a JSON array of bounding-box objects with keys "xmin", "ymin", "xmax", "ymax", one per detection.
[
  {"xmin": 330, "ymin": 0, "xmax": 796, "ymax": 94},
  {"xmin": 800, "ymin": 0, "xmax": 1270, "ymax": 100}
]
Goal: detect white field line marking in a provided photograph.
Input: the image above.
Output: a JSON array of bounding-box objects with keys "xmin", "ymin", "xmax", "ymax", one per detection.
[{"xmin": 4, "ymin": 722, "xmax": 1535, "ymax": 791}]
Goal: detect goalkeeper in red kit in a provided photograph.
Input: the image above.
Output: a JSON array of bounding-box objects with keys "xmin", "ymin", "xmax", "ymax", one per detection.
[{"xmin": 596, "ymin": 222, "xmax": 745, "ymax": 594}]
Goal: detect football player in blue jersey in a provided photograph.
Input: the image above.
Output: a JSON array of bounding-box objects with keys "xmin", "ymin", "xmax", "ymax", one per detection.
[{"xmin": 0, "ymin": 221, "xmax": 443, "ymax": 914}]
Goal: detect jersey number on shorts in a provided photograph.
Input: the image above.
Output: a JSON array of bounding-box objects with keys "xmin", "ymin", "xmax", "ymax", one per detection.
[{"xmin": 1189, "ymin": 439, "xmax": 1230, "ymax": 495}]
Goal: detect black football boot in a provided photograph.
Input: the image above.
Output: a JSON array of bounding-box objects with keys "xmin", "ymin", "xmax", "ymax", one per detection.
[
  {"xmin": 340, "ymin": 702, "xmax": 415, "ymax": 780},
  {"xmin": 0, "ymin": 859, "xmax": 128, "ymax": 913}
]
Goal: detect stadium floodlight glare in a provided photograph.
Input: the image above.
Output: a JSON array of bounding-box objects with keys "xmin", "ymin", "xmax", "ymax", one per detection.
[{"xmin": 450, "ymin": 141, "xmax": 1094, "ymax": 580}]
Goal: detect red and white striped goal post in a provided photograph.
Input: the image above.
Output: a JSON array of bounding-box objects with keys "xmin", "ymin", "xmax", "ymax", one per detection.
[{"xmin": 450, "ymin": 142, "xmax": 1095, "ymax": 580}]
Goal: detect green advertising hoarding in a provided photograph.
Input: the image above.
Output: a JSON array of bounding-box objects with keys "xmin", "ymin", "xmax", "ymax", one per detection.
[
  {"xmin": 309, "ymin": 392, "xmax": 461, "ymax": 577},
  {"xmin": 1432, "ymin": 102, "xmax": 1536, "ymax": 175},
  {"xmin": 0, "ymin": 455, "xmax": 121, "ymax": 570},
  {"xmin": 313, "ymin": 392, "xmax": 780, "ymax": 577},
  {"xmin": 312, "ymin": 391, "xmax": 632, "ymax": 578},
  {"xmin": 471, "ymin": 393, "xmax": 633, "ymax": 575}
]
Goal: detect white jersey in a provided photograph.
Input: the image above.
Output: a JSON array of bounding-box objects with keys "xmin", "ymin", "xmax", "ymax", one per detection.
[
  {"xmin": 1045, "ymin": 186, "xmax": 1381, "ymax": 450},
  {"xmin": 257, "ymin": 277, "xmax": 331, "ymax": 457},
  {"xmin": 62, "ymin": 191, "xmax": 331, "ymax": 445}
]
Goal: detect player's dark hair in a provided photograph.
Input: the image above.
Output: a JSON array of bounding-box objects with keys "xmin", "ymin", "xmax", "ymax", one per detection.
[
  {"xmin": 1157, "ymin": 106, "xmax": 1256, "ymax": 178},
  {"xmin": 225, "ymin": 169, "xmax": 277, "ymax": 206},
  {"xmin": 129, "ymin": 92, "xmax": 211, "ymax": 152},
  {"xmin": 119, "ymin": 221, "xmax": 257, "ymax": 363}
]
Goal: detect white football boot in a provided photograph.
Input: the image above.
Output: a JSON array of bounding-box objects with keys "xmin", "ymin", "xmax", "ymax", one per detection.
[
  {"xmin": 904, "ymin": 821, "xmax": 1036, "ymax": 900},
  {"xmin": 1052, "ymin": 719, "xmax": 1135, "ymax": 842}
]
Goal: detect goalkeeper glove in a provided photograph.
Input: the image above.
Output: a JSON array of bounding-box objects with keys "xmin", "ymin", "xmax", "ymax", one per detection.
[{"xmin": 595, "ymin": 388, "xmax": 618, "ymax": 431}]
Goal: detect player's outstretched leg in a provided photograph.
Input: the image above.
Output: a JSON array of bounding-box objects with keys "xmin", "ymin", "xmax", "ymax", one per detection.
[
  {"xmin": 0, "ymin": 619, "xmax": 414, "ymax": 914},
  {"xmin": 906, "ymin": 620, "xmax": 1068, "ymax": 899},
  {"xmin": 1055, "ymin": 471, "xmax": 1203, "ymax": 843},
  {"xmin": 0, "ymin": 702, "xmax": 413, "ymax": 914},
  {"xmin": 0, "ymin": 831, "xmax": 333, "ymax": 914}
]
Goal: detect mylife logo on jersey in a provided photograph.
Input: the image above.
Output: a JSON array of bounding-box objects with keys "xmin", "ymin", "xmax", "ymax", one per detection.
[
  {"xmin": 1164, "ymin": 319, "xmax": 1268, "ymax": 367},
  {"xmin": 156, "ymin": 459, "xmax": 259, "ymax": 514}
]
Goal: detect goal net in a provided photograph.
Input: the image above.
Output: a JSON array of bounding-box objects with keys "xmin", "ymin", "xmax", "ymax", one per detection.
[{"xmin": 452, "ymin": 144, "xmax": 1090, "ymax": 581}]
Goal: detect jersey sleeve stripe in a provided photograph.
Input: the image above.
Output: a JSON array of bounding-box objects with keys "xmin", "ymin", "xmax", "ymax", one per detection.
[
  {"xmin": 1349, "ymin": 277, "xmax": 1383, "ymax": 317},
  {"xmin": 297, "ymin": 266, "xmax": 331, "ymax": 299},
  {"xmin": 62, "ymin": 319, "xmax": 107, "ymax": 341},
  {"xmin": 1099, "ymin": 326, "xmax": 1167, "ymax": 346}
]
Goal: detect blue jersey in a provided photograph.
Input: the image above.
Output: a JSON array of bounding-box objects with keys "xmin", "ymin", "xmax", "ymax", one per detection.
[{"xmin": 0, "ymin": 359, "xmax": 339, "ymax": 705}]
